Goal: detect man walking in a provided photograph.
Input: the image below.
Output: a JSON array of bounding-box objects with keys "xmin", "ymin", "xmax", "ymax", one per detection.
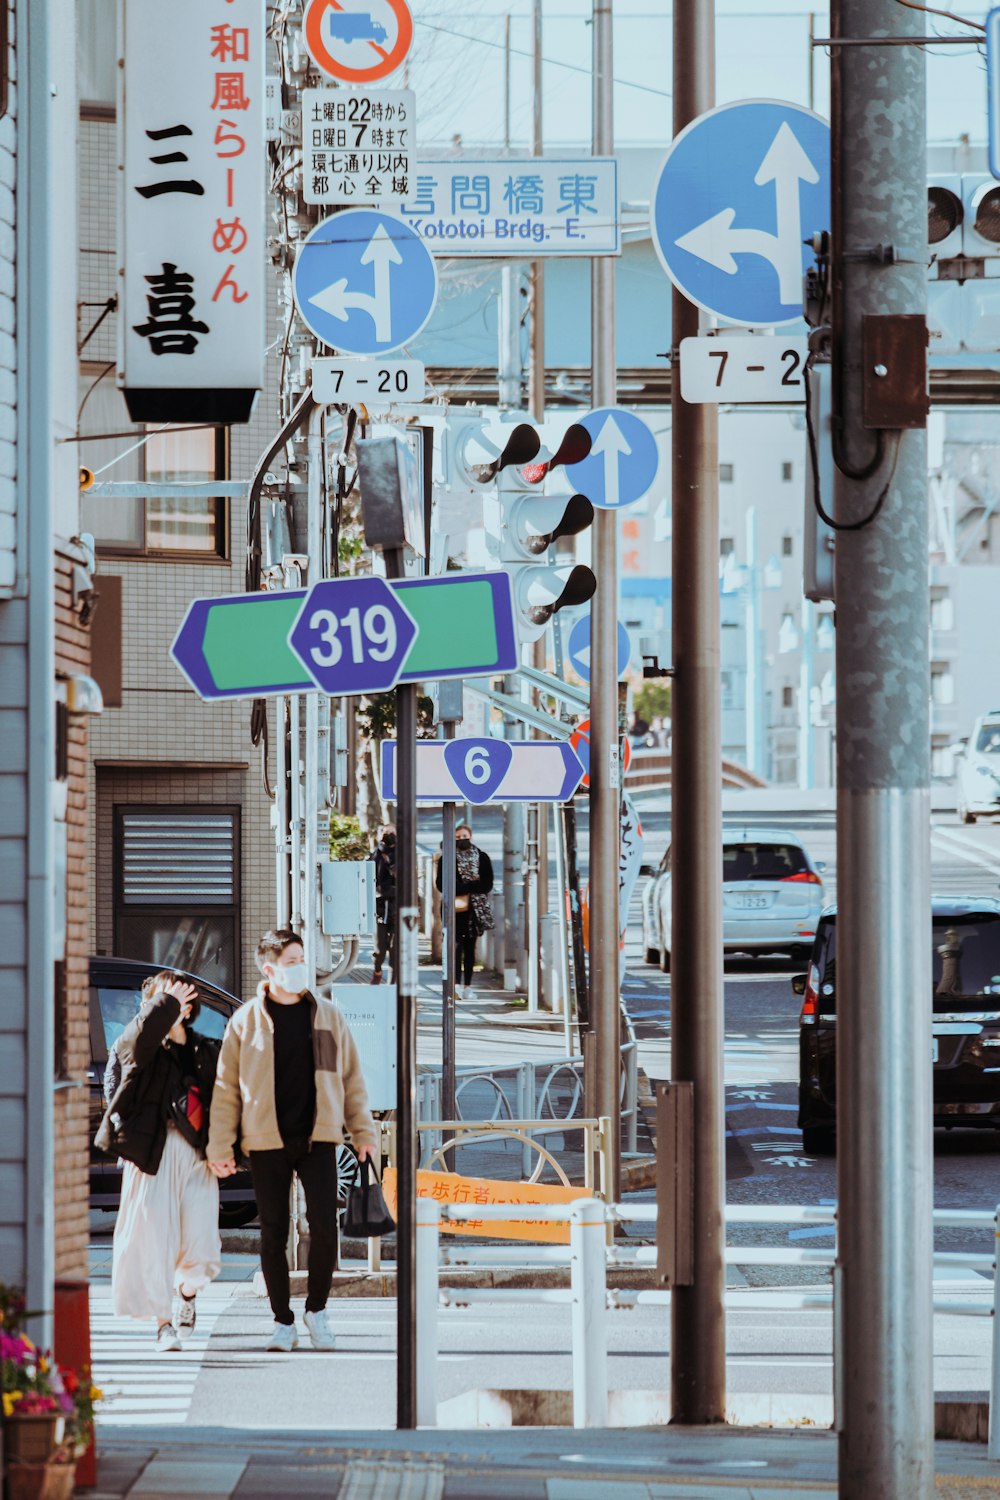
[{"xmin": 207, "ymin": 929, "xmax": 377, "ymax": 1351}]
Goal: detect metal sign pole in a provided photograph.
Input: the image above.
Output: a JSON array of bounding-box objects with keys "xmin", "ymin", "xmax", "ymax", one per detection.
[
  {"xmin": 385, "ymin": 548, "xmax": 418, "ymax": 1431},
  {"xmin": 438, "ymin": 684, "xmax": 463, "ymax": 1136},
  {"xmin": 588, "ymin": 0, "xmax": 621, "ymax": 1197},
  {"xmin": 669, "ymin": 0, "xmax": 727, "ymax": 1425}
]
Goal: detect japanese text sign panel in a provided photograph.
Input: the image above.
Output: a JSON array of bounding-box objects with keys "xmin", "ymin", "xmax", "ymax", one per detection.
[
  {"xmin": 399, "ymin": 157, "xmax": 621, "ymax": 257},
  {"xmin": 302, "ymin": 88, "xmax": 414, "ymax": 205},
  {"xmin": 119, "ymin": 0, "xmax": 265, "ymax": 423},
  {"xmin": 381, "ymin": 1168, "xmax": 592, "ymax": 1244},
  {"xmin": 679, "ymin": 335, "xmax": 808, "ymax": 403}
]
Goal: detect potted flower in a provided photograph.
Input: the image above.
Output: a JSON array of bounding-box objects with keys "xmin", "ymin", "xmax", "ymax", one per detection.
[{"xmin": 0, "ymin": 1283, "xmax": 101, "ymax": 1499}]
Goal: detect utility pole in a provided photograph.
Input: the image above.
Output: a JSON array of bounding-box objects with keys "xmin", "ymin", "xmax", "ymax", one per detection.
[
  {"xmin": 530, "ymin": 0, "xmax": 550, "ymax": 998},
  {"xmin": 831, "ymin": 1, "xmax": 932, "ymax": 1494},
  {"xmin": 384, "ymin": 542, "xmax": 419, "ymax": 1431},
  {"xmin": 670, "ymin": 0, "xmax": 726, "ymax": 1425},
  {"xmin": 589, "ymin": 0, "xmax": 621, "ymax": 1194}
]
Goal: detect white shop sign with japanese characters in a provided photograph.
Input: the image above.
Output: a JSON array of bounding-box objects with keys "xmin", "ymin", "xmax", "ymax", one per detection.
[
  {"xmin": 398, "ymin": 158, "xmax": 621, "ymax": 256},
  {"xmin": 119, "ymin": 0, "xmax": 266, "ymax": 424},
  {"xmin": 302, "ymin": 88, "xmax": 414, "ymax": 205}
]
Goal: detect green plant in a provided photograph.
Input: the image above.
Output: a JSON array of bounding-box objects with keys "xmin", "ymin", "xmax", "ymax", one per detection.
[
  {"xmin": 633, "ymin": 681, "xmax": 672, "ymax": 725},
  {"xmin": 329, "ymin": 812, "xmax": 370, "ymax": 862},
  {"xmin": 356, "ymin": 692, "xmax": 436, "ymax": 741}
]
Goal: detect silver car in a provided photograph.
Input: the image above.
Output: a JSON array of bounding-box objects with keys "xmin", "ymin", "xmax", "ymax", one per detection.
[{"xmin": 642, "ymin": 825, "xmax": 825, "ymax": 970}]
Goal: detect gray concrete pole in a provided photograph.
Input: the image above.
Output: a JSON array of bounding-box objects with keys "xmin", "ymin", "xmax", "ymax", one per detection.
[
  {"xmin": 831, "ymin": 3, "xmax": 933, "ymax": 1495},
  {"xmin": 589, "ymin": 0, "xmax": 621, "ymax": 1195},
  {"xmin": 670, "ymin": 0, "xmax": 726, "ymax": 1425},
  {"xmin": 530, "ymin": 0, "xmax": 550, "ymax": 939}
]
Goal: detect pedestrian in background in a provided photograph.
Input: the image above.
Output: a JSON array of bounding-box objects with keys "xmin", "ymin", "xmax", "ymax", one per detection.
[
  {"xmin": 436, "ymin": 822, "xmax": 495, "ymax": 1001},
  {"xmin": 96, "ymin": 972, "xmax": 222, "ymax": 1352},
  {"xmin": 370, "ymin": 822, "xmax": 397, "ymax": 984},
  {"xmin": 207, "ymin": 929, "xmax": 377, "ymax": 1353}
]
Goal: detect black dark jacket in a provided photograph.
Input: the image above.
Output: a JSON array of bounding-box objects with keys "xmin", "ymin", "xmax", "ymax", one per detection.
[
  {"xmin": 435, "ymin": 846, "xmax": 495, "ymax": 898},
  {"xmin": 373, "ymin": 841, "xmax": 397, "ymax": 921},
  {"xmin": 95, "ymin": 993, "xmax": 220, "ymax": 1176}
]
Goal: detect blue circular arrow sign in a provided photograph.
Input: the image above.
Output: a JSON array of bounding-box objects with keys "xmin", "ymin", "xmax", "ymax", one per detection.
[
  {"xmin": 565, "ymin": 408, "xmax": 659, "ymax": 511},
  {"xmin": 288, "ymin": 576, "xmax": 418, "ymax": 694},
  {"xmin": 293, "ymin": 209, "xmax": 438, "ymax": 355},
  {"xmin": 651, "ymin": 99, "xmax": 830, "ymax": 327},
  {"xmin": 566, "ymin": 614, "xmax": 630, "ymax": 683},
  {"xmin": 443, "ymin": 737, "xmax": 513, "ymax": 805}
]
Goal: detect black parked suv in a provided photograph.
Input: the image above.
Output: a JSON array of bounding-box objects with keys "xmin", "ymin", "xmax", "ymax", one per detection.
[
  {"xmin": 796, "ymin": 898, "xmax": 1000, "ymax": 1155},
  {"xmin": 88, "ymin": 956, "xmax": 259, "ymax": 1228}
]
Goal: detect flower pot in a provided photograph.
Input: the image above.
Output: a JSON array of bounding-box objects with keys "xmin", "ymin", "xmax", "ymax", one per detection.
[
  {"xmin": 4, "ymin": 1458, "xmax": 76, "ymax": 1500},
  {"xmin": 41, "ymin": 1460, "xmax": 77, "ymax": 1500},
  {"xmin": 4, "ymin": 1414, "xmax": 65, "ymax": 1465}
]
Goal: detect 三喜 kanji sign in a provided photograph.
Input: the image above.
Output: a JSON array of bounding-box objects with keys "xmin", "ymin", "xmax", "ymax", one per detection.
[{"xmin": 119, "ymin": 0, "xmax": 265, "ymax": 423}]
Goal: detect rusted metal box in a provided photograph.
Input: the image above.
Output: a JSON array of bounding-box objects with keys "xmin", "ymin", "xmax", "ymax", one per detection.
[
  {"xmin": 861, "ymin": 314, "xmax": 929, "ymax": 429},
  {"xmin": 656, "ymin": 1080, "xmax": 694, "ymax": 1287}
]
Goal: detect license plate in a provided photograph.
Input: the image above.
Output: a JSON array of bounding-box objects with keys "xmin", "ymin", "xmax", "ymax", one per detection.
[
  {"xmin": 737, "ymin": 894, "xmax": 769, "ymax": 910},
  {"xmin": 931, "ymin": 1038, "xmax": 939, "ymax": 1063}
]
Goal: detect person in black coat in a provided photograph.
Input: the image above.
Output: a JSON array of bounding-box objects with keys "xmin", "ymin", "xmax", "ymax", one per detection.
[
  {"xmin": 96, "ymin": 972, "xmax": 222, "ymax": 1351},
  {"xmin": 371, "ymin": 822, "xmax": 397, "ymax": 983},
  {"xmin": 436, "ymin": 823, "xmax": 495, "ymax": 1000}
]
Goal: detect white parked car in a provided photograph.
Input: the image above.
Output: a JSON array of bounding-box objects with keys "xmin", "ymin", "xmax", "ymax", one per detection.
[
  {"xmin": 641, "ymin": 825, "xmax": 826, "ymax": 971},
  {"xmin": 957, "ymin": 711, "xmax": 1000, "ymax": 824}
]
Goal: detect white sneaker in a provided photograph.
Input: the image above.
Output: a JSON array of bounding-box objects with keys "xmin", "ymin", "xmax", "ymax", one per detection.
[
  {"xmin": 174, "ymin": 1293, "xmax": 196, "ymax": 1341},
  {"xmin": 463, "ymin": 986, "xmax": 477, "ymax": 1002},
  {"xmin": 303, "ymin": 1308, "xmax": 336, "ymax": 1350},
  {"xmin": 265, "ymin": 1321, "xmax": 299, "ymax": 1352},
  {"xmin": 156, "ymin": 1323, "xmax": 181, "ymax": 1353},
  {"xmin": 454, "ymin": 985, "xmax": 464, "ymax": 1002}
]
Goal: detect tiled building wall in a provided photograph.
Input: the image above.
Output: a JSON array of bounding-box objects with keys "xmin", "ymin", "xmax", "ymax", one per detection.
[
  {"xmin": 53, "ymin": 550, "xmax": 92, "ymax": 1281},
  {"xmin": 82, "ymin": 108, "xmax": 284, "ymax": 1002}
]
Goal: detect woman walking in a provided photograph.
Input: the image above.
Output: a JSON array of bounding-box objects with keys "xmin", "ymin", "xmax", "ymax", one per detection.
[
  {"xmin": 436, "ymin": 823, "xmax": 495, "ymax": 1000},
  {"xmin": 96, "ymin": 973, "xmax": 222, "ymax": 1351}
]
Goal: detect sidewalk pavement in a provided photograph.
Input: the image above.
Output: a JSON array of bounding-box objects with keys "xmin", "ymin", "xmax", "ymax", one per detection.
[{"xmin": 92, "ymin": 1424, "xmax": 1000, "ymax": 1499}]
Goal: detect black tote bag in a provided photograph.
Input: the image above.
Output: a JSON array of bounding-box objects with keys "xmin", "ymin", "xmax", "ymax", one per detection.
[{"xmin": 342, "ymin": 1158, "xmax": 396, "ymax": 1238}]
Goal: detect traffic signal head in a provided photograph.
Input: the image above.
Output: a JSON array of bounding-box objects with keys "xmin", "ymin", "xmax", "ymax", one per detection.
[
  {"xmin": 455, "ymin": 420, "xmax": 540, "ymax": 488},
  {"xmin": 514, "ymin": 561, "xmax": 597, "ymax": 642},
  {"xmin": 927, "ymin": 174, "xmax": 1000, "ymax": 267}
]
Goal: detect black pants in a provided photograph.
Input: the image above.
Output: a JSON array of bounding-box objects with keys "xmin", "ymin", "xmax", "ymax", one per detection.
[
  {"xmin": 373, "ymin": 914, "xmax": 394, "ymax": 974},
  {"xmin": 250, "ymin": 1140, "xmax": 338, "ymax": 1324},
  {"xmin": 457, "ymin": 910, "xmax": 478, "ymax": 986}
]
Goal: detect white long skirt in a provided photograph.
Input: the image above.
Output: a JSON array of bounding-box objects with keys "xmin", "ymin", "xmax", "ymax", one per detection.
[{"xmin": 112, "ymin": 1126, "xmax": 221, "ymax": 1323}]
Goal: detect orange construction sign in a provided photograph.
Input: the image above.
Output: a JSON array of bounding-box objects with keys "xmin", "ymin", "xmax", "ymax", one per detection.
[{"xmin": 381, "ymin": 1169, "xmax": 592, "ymax": 1245}]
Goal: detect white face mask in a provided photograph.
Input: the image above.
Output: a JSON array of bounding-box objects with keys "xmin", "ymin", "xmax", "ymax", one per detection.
[{"xmin": 273, "ymin": 960, "xmax": 309, "ymax": 995}]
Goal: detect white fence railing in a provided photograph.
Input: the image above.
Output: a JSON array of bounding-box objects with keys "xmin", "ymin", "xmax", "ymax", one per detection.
[{"xmin": 413, "ymin": 1197, "xmax": 1000, "ymax": 1449}]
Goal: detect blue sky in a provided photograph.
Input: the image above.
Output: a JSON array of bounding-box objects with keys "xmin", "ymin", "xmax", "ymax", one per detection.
[{"xmin": 407, "ymin": 1, "xmax": 991, "ymax": 151}]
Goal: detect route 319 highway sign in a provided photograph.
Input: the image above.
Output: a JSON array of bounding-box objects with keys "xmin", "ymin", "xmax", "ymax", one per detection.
[{"xmin": 679, "ymin": 335, "xmax": 808, "ymax": 404}]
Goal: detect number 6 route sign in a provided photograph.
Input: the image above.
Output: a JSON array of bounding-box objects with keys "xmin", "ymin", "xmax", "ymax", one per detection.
[
  {"xmin": 380, "ymin": 738, "xmax": 587, "ymax": 805},
  {"xmin": 288, "ymin": 575, "xmax": 418, "ymax": 694}
]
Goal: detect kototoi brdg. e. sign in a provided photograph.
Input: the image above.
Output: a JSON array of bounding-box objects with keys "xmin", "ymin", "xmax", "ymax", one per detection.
[
  {"xmin": 400, "ymin": 158, "xmax": 620, "ymax": 257},
  {"xmin": 119, "ymin": 0, "xmax": 265, "ymax": 424}
]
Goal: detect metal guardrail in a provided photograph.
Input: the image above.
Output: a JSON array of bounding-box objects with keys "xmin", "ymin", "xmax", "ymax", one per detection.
[{"xmin": 412, "ymin": 1198, "xmax": 1000, "ymax": 1444}]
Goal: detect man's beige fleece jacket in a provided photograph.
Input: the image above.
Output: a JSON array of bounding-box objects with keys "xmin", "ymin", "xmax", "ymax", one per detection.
[{"xmin": 207, "ymin": 987, "xmax": 377, "ymax": 1159}]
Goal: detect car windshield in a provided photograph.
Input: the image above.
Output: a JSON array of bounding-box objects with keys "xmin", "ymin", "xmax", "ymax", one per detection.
[
  {"xmin": 97, "ymin": 983, "xmax": 228, "ymax": 1053},
  {"xmin": 723, "ymin": 842, "xmax": 810, "ymax": 882},
  {"xmin": 976, "ymin": 726, "xmax": 1000, "ymax": 753},
  {"xmin": 810, "ymin": 915, "xmax": 1000, "ymax": 1012}
]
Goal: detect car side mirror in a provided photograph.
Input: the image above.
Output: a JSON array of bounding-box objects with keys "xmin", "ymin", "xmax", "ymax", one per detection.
[
  {"xmin": 791, "ymin": 973, "xmax": 807, "ymax": 995},
  {"xmin": 815, "ymin": 860, "xmax": 827, "ymax": 873}
]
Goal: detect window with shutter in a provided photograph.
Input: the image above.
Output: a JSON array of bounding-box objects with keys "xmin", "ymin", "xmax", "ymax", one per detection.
[{"xmin": 114, "ymin": 806, "xmax": 241, "ymax": 994}]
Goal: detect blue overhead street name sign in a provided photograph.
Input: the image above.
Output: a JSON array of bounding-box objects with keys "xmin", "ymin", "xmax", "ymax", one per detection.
[{"xmin": 400, "ymin": 158, "xmax": 620, "ymax": 256}]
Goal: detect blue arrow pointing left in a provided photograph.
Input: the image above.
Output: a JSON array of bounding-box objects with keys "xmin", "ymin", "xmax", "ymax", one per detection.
[{"xmin": 293, "ymin": 209, "xmax": 439, "ymax": 355}]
